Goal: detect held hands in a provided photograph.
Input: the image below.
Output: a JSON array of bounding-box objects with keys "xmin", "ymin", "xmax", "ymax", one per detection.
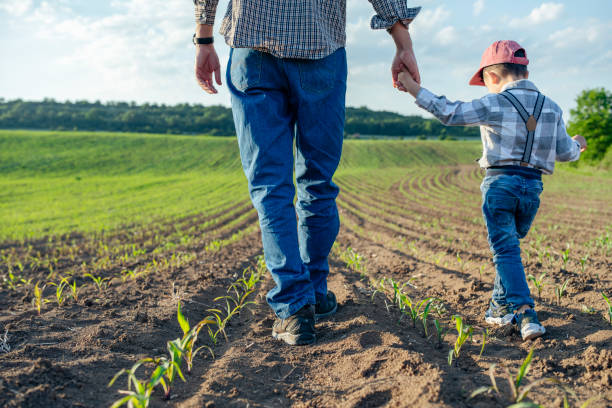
[
  {"xmin": 389, "ymin": 22, "xmax": 420, "ymax": 92},
  {"xmin": 397, "ymin": 71, "xmax": 421, "ymax": 98},
  {"xmin": 195, "ymin": 43, "xmax": 222, "ymax": 94},
  {"xmin": 573, "ymin": 135, "xmax": 587, "ymax": 152}
]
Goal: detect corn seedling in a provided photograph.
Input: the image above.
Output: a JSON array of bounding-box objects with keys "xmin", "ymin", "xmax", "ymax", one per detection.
[
  {"xmin": 448, "ymin": 315, "xmax": 473, "ymax": 366},
  {"xmin": 433, "ymin": 319, "xmax": 446, "ymax": 349},
  {"xmin": 84, "ymin": 273, "xmax": 110, "ymax": 292},
  {"xmin": 561, "ymin": 246, "xmax": 570, "ymax": 270},
  {"xmin": 46, "ymin": 279, "xmax": 68, "ymax": 307},
  {"xmin": 456, "ymin": 252, "xmax": 464, "ymax": 272},
  {"xmin": 527, "ymin": 273, "xmax": 546, "ymax": 300},
  {"xmin": 602, "ymin": 292, "xmax": 612, "ymax": 324},
  {"xmin": 176, "ymin": 302, "xmax": 216, "ymax": 372},
  {"xmin": 163, "ymin": 339, "xmax": 187, "ymax": 397},
  {"xmin": 478, "ymin": 264, "xmax": 486, "ymax": 281},
  {"xmin": 108, "ymin": 360, "xmax": 159, "ymax": 408},
  {"xmin": 479, "ymin": 328, "xmax": 489, "ymax": 358},
  {"xmin": 32, "ymin": 281, "xmax": 45, "ymax": 315},
  {"xmin": 205, "ymin": 240, "xmax": 221, "ymax": 252},
  {"xmin": 63, "ymin": 277, "xmax": 80, "ymax": 302},
  {"xmin": 470, "ymin": 347, "xmax": 544, "ymax": 404},
  {"xmin": 555, "ymin": 279, "xmax": 570, "ymax": 305},
  {"xmin": 419, "ymin": 297, "xmax": 435, "ymax": 337},
  {"xmin": 579, "ymin": 255, "xmax": 588, "ymax": 274}
]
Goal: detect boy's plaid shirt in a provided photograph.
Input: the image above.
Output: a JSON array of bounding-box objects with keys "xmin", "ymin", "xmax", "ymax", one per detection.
[
  {"xmin": 193, "ymin": 0, "xmax": 420, "ymax": 59},
  {"xmin": 416, "ymin": 80, "xmax": 581, "ymax": 174}
]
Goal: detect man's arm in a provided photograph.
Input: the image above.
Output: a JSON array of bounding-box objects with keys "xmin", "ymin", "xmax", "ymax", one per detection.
[
  {"xmin": 368, "ymin": 2, "xmax": 421, "ymax": 87},
  {"xmin": 194, "ymin": 1, "xmax": 222, "ymax": 94}
]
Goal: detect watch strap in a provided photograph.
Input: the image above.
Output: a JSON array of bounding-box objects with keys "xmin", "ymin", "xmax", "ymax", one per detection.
[{"xmin": 193, "ymin": 34, "xmax": 214, "ymax": 45}]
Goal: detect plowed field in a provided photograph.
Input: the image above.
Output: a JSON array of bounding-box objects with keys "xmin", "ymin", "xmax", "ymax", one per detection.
[{"xmin": 1, "ymin": 131, "xmax": 610, "ymax": 407}]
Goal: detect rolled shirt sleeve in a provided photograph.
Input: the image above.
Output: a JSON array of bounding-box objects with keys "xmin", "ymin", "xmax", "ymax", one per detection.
[
  {"xmin": 369, "ymin": 1, "xmax": 421, "ymax": 30},
  {"xmin": 194, "ymin": 0, "xmax": 219, "ymax": 25}
]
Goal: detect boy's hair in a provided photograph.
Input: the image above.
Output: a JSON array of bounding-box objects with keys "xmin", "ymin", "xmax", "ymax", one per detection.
[{"xmin": 481, "ymin": 49, "xmax": 528, "ymax": 81}]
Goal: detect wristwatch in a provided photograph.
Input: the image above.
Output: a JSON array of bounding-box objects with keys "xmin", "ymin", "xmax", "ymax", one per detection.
[{"xmin": 193, "ymin": 34, "xmax": 214, "ymax": 45}]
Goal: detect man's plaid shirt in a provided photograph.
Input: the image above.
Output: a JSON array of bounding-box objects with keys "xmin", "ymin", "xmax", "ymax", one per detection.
[
  {"xmin": 416, "ymin": 80, "xmax": 581, "ymax": 175},
  {"xmin": 193, "ymin": 0, "xmax": 420, "ymax": 59}
]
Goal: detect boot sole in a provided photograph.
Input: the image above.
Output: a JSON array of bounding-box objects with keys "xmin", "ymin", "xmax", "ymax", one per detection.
[
  {"xmin": 272, "ymin": 330, "xmax": 316, "ymax": 346},
  {"xmin": 521, "ymin": 323, "xmax": 546, "ymax": 341}
]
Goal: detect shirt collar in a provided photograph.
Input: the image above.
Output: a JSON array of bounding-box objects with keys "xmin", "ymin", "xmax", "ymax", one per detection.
[{"xmin": 501, "ymin": 79, "xmax": 539, "ymax": 92}]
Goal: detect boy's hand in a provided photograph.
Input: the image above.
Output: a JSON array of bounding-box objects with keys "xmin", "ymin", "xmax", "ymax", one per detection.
[
  {"xmin": 397, "ymin": 71, "xmax": 421, "ymax": 98},
  {"xmin": 573, "ymin": 135, "xmax": 587, "ymax": 152}
]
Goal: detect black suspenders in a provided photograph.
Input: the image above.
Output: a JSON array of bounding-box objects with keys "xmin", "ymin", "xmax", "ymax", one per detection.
[{"xmin": 500, "ymin": 91, "xmax": 545, "ymax": 167}]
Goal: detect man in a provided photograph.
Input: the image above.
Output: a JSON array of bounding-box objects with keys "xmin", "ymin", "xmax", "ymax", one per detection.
[{"xmin": 193, "ymin": 0, "xmax": 421, "ymax": 345}]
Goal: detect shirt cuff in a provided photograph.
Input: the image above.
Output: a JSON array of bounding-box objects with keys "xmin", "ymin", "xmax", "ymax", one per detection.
[
  {"xmin": 370, "ymin": 5, "xmax": 421, "ymax": 31},
  {"xmin": 415, "ymin": 87, "xmax": 435, "ymax": 110}
]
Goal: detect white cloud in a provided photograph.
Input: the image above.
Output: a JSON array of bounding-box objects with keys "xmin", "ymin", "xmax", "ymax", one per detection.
[
  {"xmin": 548, "ymin": 26, "xmax": 601, "ymax": 48},
  {"xmin": 510, "ymin": 2, "xmax": 564, "ymax": 27},
  {"xmin": 434, "ymin": 26, "xmax": 457, "ymax": 46},
  {"xmin": 473, "ymin": 0, "xmax": 485, "ymax": 16},
  {"xmin": 411, "ymin": 6, "xmax": 450, "ymax": 34},
  {"xmin": 0, "ymin": 0, "xmax": 32, "ymax": 16}
]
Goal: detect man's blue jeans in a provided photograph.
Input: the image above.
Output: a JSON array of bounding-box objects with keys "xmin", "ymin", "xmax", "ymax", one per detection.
[
  {"xmin": 227, "ymin": 47, "xmax": 347, "ymax": 319},
  {"xmin": 481, "ymin": 174, "xmax": 543, "ymax": 310}
]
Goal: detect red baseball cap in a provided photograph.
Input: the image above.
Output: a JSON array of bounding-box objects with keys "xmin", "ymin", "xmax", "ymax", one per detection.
[{"xmin": 469, "ymin": 40, "xmax": 529, "ymax": 86}]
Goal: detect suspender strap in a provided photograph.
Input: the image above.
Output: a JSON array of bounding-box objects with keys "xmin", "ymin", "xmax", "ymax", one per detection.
[{"xmin": 500, "ymin": 90, "xmax": 546, "ymax": 166}]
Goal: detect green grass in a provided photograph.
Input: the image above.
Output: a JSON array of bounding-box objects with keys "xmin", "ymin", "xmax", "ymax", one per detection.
[{"xmin": 0, "ymin": 130, "xmax": 609, "ymax": 241}]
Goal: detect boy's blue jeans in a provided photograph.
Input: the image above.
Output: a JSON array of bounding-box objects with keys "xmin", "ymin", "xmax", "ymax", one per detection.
[
  {"xmin": 227, "ymin": 47, "xmax": 347, "ymax": 319},
  {"xmin": 481, "ymin": 174, "xmax": 543, "ymax": 310}
]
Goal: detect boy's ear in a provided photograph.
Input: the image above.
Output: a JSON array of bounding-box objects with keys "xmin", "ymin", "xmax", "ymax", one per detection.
[
  {"xmin": 525, "ymin": 69, "xmax": 529, "ymax": 79},
  {"xmin": 487, "ymin": 71, "xmax": 501, "ymax": 84}
]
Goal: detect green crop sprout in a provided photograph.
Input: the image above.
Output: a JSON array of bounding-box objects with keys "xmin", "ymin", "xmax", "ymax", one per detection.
[
  {"xmin": 163, "ymin": 340, "xmax": 187, "ymax": 398},
  {"xmin": 527, "ymin": 273, "xmax": 546, "ymax": 300},
  {"xmin": 419, "ymin": 298, "xmax": 435, "ymax": 337},
  {"xmin": 470, "ymin": 348, "xmax": 600, "ymax": 407},
  {"xmin": 62, "ymin": 277, "xmax": 80, "ymax": 302},
  {"xmin": 602, "ymin": 292, "xmax": 612, "ymax": 324},
  {"xmin": 84, "ymin": 273, "xmax": 110, "ymax": 292},
  {"xmin": 46, "ymin": 279, "xmax": 68, "ymax": 307},
  {"xmin": 433, "ymin": 319, "xmax": 446, "ymax": 349},
  {"xmin": 561, "ymin": 246, "xmax": 570, "ymax": 269},
  {"xmin": 177, "ymin": 302, "xmax": 215, "ymax": 372},
  {"xmin": 478, "ymin": 264, "xmax": 486, "ymax": 281},
  {"xmin": 32, "ymin": 281, "xmax": 45, "ymax": 315},
  {"xmin": 479, "ymin": 328, "xmax": 489, "ymax": 359},
  {"xmin": 108, "ymin": 360, "xmax": 155, "ymax": 408},
  {"xmin": 448, "ymin": 315, "xmax": 473, "ymax": 366},
  {"xmin": 555, "ymin": 278, "xmax": 570, "ymax": 305},
  {"xmin": 579, "ymin": 255, "xmax": 588, "ymax": 274}
]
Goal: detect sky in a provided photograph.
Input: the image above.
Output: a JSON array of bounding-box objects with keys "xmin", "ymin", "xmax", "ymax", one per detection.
[{"xmin": 1, "ymin": 0, "xmax": 611, "ymax": 119}]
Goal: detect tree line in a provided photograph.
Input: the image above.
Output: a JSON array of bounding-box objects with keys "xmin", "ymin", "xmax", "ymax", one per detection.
[{"xmin": 0, "ymin": 98, "xmax": 478, "ymax": 139}]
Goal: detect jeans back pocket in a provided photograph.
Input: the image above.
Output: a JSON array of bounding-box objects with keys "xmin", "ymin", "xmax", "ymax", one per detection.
[{"xmin": 229, "ymin": 48, "xmax": 263, "ymax": 93}]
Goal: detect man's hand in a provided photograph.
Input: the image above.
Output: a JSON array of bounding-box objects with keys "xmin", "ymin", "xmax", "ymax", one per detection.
[
  {"xmin": 194, "ymin": 24, "xmax": 221, "ymax": 94},
  {"xmin": 390, "ymin": 21, "xmax": 420, "ymax": 92},
  {"xmin": 397, "ymin": 71, "xmax": 420, "ymax": 98},
  {"xmin": 573, "ymin": 135, "xmax": 587, "ymax": 152},
  {"xmin": 195, "ymin": 44, "xmax": 222, "ymax": 94}
]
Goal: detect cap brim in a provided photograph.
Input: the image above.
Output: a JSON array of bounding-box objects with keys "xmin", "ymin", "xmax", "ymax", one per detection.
[{"xmin": 469, "ymin": 68, "xmax": 485, "ymax": 86}]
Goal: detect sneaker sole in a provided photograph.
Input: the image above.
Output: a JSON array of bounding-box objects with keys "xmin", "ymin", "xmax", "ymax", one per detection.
[
  {"xmin": 485, "ymin": 313, "xmax": 514, "ymax": 326},
  {"xmin": 272, "ymin": 330, "xmax": 316, "ymax": 346},
  {"xmin": 315, "ymin": 302, "xmax": 338, "ymax": 322},
  {"xmin": 521, "ymin": 323, "xmax": 546, "ymax": 341}
]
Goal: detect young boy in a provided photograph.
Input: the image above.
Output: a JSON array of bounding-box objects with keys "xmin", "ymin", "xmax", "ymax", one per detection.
[{"xmin": 398, "ymin": 40, "xmax": 587, "ymax": 340}]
